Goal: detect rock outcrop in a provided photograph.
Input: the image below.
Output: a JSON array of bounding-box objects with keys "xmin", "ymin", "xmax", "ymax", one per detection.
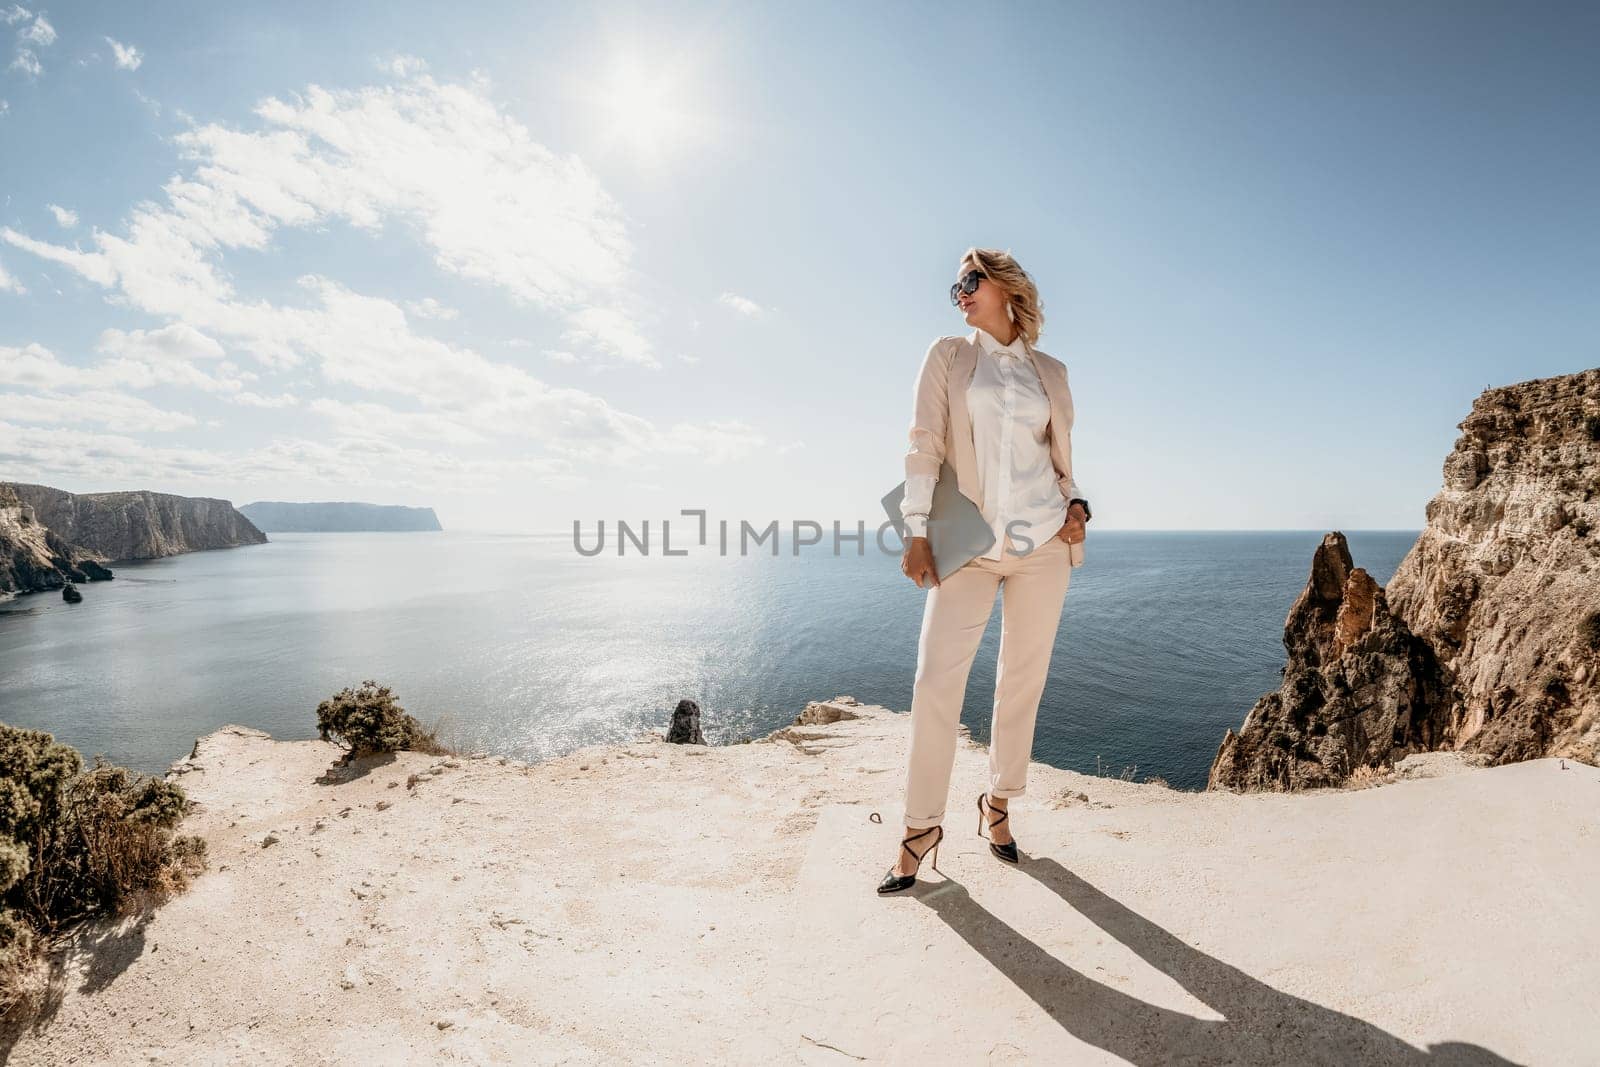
[
  {"xmin": 1207, "ymin": 532, "xmax": 1454, "ymax": 791},
  {"xmin": 4, "ymin": 482, "xmax": 267, "ymax": 562},
  {"xmin": 238, "ymin": 500, "xmax": 442, "ymax": 532},
  {"xmin": 665, "ymin": 698, "xmax": 707, "ymax": 745},
  {"xmin": 1384, "ymin": 368, "xmax": 1600, "ymax": 765},
  {"xmin": 0, "ymin": 483, "xmax": 114, "ymax": 595},
  {"xmin": 1210, "ymin": 367, "xmax": 1600, "ymax": 790}
]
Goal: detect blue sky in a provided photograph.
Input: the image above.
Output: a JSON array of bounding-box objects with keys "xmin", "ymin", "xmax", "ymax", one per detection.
[{"xmin": 1, "ymin": 1, "xmax": 1595, "ymax": 532}]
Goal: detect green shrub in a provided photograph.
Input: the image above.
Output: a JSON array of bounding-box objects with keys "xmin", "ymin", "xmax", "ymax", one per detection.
[
  {"xmin": 316, "ymin": 680, "xmax": 447, "ymax": 763},
  {"xmin": 1, "ymin": 722, "xmax": 206, "ymax": 1021}
]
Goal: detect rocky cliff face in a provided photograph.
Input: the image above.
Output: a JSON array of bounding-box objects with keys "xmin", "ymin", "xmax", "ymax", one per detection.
[
  {"xmin": 1210, "ymin": 368, "xmax": 1600, "ymax": 790},
  {"xmin": 1207, "ymin": 532, "xmax": 1455, "ymax": 791},
  {"xmin": 1384, "ymin": 368, "xmax": 1600, "ymax": 765},
  {"xmin": 4, "ymin": 483, "xmax": 268, "ymax": 562},
  {"xmin": 0, "ymin": 483, "xmax": 113, "ymax": 594}
]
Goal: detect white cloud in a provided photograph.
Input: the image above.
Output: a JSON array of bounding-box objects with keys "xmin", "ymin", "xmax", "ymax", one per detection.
[
  {"xmin": 9, "ymin": 48, "xmax": 39, "ymax": 77},
  {"xmin": 0, "ymin": 343, "xmax": 92, "ymax": 388},
  {"xmin": 0, "ymin": 421, "xmax": 231, "ymax": 486},
  {"xmin": 93, "ymin": 324, "xmax": 246, "ymax": 395},
  {"xmin": 104, "ymin": 36, "xmax": 141, "ymax": 71},
  {"xmin": 23, "ymin": 280, "xmax": 660, "ymax": 467},
  {"xmin": 0, "ymin": 69, "xmax": 751, "ymax": 495},
  {"xmin": 196, "ymin": 73, "xmax": 633, "ymax": 307},
  {"xmin": 1, "ymin": 72, "xmax": 650, "ymax": 366},
  {"xmin": 657, "ymin": 419, "xmax": 767, "ymax": 464},
  {"xmin": 405, "ymin": 296, "xmax": 458, "ymax": 320},
  {"xmin": 99, "ymin": 322, "xmax": 228, "ymax": 364},
  {"xmin": 46, "ymin": 203, "xmax": 77, "ymax": 228},
  {"xmin": 229, "ymin": 390, "xmax": 299, "ymax": 409},
  {"xmin": 0, "ymin": 99, "xmax": 9, "ymax": 117},
  {"xmin": 716, "ymin": 291, "xmax": 764, "ymax": 317},
  {"xmin": 561, "ymin": 306, "xmax": 657, "ymax": 368},
  {"xmin": 385, "ymin": 54, "xmax": 427, "ymax": 77},
  {"xmin": 0, "ymin": 226, "xmax": 116, "ymax": 285},
  {"xmin": 309, "ymin": 396, "xmax": 487, "ymax": 445},
  {"xmin": 0, "ymin": 257, "xmax": 23, "ymax": 294},
  {"xmin": 0, "ymin": 389, "xmax": 198, "ymax": 432},
  {"xmin": 0, "ymin": 419, "xmax": 525, "ymax": 490},
  {"xmin": 0, "ymin": 331, "xmax": 285, "ymax": 407},
  {"xmin": 5, "ymin": 7, "xmax": 49, "ymax": 78},
  {"xmin": 17, "ymin": 10, "xmax": 49, "ymax": 45}
]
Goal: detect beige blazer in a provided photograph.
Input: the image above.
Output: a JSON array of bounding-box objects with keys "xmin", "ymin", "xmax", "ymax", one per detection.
[{"xmin": 904, "ymin": 329, "xmax": 1085, "ymax": 516}]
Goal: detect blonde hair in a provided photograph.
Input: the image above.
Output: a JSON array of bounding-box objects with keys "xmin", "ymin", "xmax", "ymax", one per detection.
[{"xmin": 959, "ymin": 247, "xmax": 1044, "ymax": 345}]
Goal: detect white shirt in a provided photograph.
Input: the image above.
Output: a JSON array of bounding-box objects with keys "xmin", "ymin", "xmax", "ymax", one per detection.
[{"xmin": 901, "ymin": 326, "xmax": 1073, "ymax": 559}]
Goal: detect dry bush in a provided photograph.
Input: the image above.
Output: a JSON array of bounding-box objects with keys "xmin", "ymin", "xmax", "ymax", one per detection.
[
  {"xmin": 1094, "ymin": 755, "xmax": 1141, "ymax": 781},
  {"xmin": 1, "ymin": 723, "xmax": 206, "ymax": 1022},
  {"xmin": 412, "ymin": 711, "xmax": 463, "ymax": 758},
  {"xmin": 66, "ymin": 760, "xmax": 208, "ymax": 917},
  {"xmin": 315, "ymin": 680, "xmax": 458, "ymax": 762},
  {"xmin": 1341, "ymin": 764, "xmax": 1393, "ymax": 790}
]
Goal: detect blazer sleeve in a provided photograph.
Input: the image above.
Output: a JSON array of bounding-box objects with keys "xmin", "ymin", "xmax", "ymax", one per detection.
[
  {"xmin": 1053, "ymin": 365, "xmax": 1089, "ymax": 513},
  {"xmin": 900, "ymin": 336, "xmax": 951, "ymax": 539}
]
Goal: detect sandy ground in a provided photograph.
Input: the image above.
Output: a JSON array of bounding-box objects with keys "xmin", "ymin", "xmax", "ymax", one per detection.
[{"xmin": 4, "ymin": 698, "xmax": 1597, "ymax": 1066}]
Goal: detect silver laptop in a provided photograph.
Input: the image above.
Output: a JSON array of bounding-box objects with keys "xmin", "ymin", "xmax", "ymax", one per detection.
[{"xmin": 881, "ymin": 460, "xmax": 997, "ymax": 581}]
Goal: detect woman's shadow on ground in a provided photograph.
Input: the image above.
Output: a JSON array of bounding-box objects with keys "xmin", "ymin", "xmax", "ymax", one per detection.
[{"xmin": 916, "ymin": 855, "xmax": 1521, "ymax": 1066}]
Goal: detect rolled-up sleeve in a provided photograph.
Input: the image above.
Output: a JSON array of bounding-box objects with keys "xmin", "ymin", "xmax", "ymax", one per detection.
[
  {"xmin": 900, "ymin": 474, "xmax": 936, "ymax": 538},
  {"xmin": 900, "ymin": 337, "xmax": 950, "ymax": 538}
]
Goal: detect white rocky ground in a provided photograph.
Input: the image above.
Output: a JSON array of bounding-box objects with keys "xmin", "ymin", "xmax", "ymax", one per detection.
[{"xmin": 6, "ymin": 698, "xmax": 1597, "ymax": 1065}]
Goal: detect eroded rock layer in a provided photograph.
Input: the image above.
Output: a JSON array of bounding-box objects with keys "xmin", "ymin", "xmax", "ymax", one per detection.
[{"xmin": 1384, "ymin": 368, "xmax": 1600, "ymax": 765}]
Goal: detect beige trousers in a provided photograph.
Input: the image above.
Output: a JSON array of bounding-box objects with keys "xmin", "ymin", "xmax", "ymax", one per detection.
[{"xmin": 901, "ymin": 533, "xmax": 1074, "ymax": 828}]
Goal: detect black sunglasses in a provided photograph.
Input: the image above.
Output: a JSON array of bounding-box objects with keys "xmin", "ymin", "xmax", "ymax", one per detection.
[{"xmin": 949, "ymin": 269, "xmax": 984, "ymax": 307}]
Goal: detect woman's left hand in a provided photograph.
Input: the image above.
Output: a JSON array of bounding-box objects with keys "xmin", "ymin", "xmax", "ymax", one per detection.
[{"xmin": 1056, "ymin": 504, "xmax": 1088, "ymax": 545}]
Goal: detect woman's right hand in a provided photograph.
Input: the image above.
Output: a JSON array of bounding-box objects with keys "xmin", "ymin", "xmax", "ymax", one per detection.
[{"xmin": 902, "ymin": 536, "xmax": 940, "ymax": 588}]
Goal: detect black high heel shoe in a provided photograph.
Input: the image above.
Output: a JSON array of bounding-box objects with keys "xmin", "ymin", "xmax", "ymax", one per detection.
[
  {"xmin": 977, "ymin": 792, "xmax": 1019, "ymax": 863},
  {"xmin": 876, "ymin": 824, "xmax": 944, "ymax": 894}
]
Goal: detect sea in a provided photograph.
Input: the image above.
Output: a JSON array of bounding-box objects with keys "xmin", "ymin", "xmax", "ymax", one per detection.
[{"xmin": 0, "ymin": 529, "xmax": 1420, "ymax": 791}]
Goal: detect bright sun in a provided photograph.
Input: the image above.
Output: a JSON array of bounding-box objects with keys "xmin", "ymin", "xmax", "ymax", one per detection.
[{"xmin": 592, "ymin": 59, "xmax": 698, "ymax": 161}]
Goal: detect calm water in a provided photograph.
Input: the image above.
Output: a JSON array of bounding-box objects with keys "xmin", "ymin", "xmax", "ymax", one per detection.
[{"xmin": 0, "ymin": 530, "xmax": 1419, "ymax": 790}]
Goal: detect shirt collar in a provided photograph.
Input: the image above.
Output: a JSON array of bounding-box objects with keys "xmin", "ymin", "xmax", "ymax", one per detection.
[{"xmin": 974, "ymin": 326, "xmax": 1029, "ymax": 360}]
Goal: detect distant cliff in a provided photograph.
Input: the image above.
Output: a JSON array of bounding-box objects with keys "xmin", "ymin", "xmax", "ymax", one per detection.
[
  {"xmin": 1210, "ymin": 367, "xmax": 1600, "ymax": 790},
  {"xmin": 239, "ymin": 501, "xmax": 443, "ymax": 532},
  {"xmin": 0, "ymin": 483, "xmax": 113, "ymax": 594},
  {"xmin": 3, "ymin": 482, "xmax": 267, "ymax": 563}
]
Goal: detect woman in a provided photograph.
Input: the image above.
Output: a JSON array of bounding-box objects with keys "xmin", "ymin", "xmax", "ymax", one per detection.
[{"xmin": 877, "ymin": 247, "xmax": 1091, "ymax": 895}]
